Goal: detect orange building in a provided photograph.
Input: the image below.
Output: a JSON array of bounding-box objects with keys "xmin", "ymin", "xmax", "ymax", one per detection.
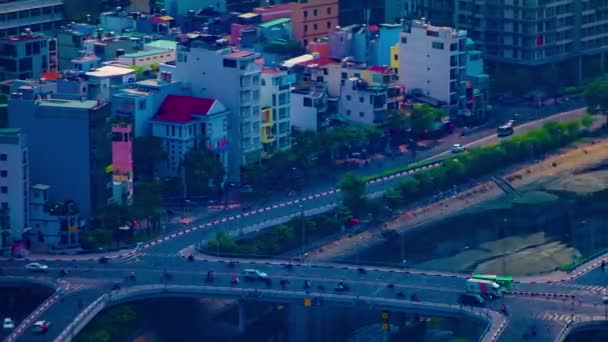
[{"xmin": 291, "ymin": 0, "xmax": 338, "ymax": 47}]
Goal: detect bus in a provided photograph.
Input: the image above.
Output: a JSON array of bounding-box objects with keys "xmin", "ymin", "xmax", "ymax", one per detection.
[{"xmin": 472, "ymin": 274, "xmax": 513, "ymax": 290}]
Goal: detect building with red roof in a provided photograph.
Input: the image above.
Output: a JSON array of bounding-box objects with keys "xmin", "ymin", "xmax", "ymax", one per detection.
[{"xmin": 151, "ymin": 95, "xmax": 230, "ymax": 177}]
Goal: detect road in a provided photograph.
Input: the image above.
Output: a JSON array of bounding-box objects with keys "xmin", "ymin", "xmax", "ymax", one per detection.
[{"xmin": 2, "ymin": 106, "xmax": 603, "ymax": 342}]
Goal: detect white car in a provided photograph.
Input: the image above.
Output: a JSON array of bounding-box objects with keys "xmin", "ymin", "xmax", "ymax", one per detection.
[
  {"xmin": 3, "ymin": 317, "xmax": 14, "ymax": 330},
  {"xmin": 242, "ymin": 269, "xmax": 269, "ymax": 280},
  {"xmin": 25, "ymin": 263, "xmax": 48, "ymax": 272},
  {"xmin": 451, "ymin": 144, "xmax": 466, "ymax": 154},
  {"xmin": 32, "ymin": 320, "xmax": 50, "ymax": 334}
]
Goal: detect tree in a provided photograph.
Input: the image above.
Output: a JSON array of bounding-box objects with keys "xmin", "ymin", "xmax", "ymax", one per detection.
[
  {"xmin": 81, "ymin": 229, "xmax": 112, "ymax": 250},
  {"xmin": 182, "ymin": 147, "xmax": 225, "ymax": 197},
  {"xmin": 133, "ymin": 136, "xmax": 166, "ymax": 181},
  {"xmin": 133, "ymin": 181, "xmax": 164, "ymax": 230},
  {"xmin": 584, "ymin": 78, "xmax": 608, "ymax": 122},
  {"xmin": 383, "ymin": 188, "xmax": 403, "ymax": 210},
  {"xmin": 410, "ymin": 104, "xmax": 442, "ymax": 138},
  {"xmin": 338, "ymin": 173, "xmax": 367, "ymax": 214}
]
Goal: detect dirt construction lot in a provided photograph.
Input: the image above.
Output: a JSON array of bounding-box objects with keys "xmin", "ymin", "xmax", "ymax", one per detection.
[{"xmin": 306, "ymin": 138, "xmax": 608, "ymax": 263}]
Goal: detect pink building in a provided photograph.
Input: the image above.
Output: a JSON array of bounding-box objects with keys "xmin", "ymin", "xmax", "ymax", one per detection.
[
  {"xmin": 112, "ymin": 124, "xmax": 133, "ymax": 204},
  {"xmin": 253, "ymin": 3, "xmax": 292, "ymax": 23},
  {"xmin": 230, "ymin": 23, "xmax": 255, "ymax": 45}
]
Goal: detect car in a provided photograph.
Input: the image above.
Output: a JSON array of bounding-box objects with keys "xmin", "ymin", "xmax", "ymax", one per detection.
[
  {"xmin": 451, "ymin": 144, "xmax": 466, "ymax": 154},
  {"xmin": 25, "ymin": 263, "xmax": 48, "ymax": 272},
  {"xmin": 3, "ymin": 317, "xmax": 15, "ymax": 330},
  {"xmin": 458, "ymin": 293, "xmax": 485, "ymax": 307},
  {"xmin": 242, "ymin": 269, "xmax": 269, "ymax": 280},
  {"xmin": 32, "ymin": 320, "xmax": 50, "ymax": 334}
]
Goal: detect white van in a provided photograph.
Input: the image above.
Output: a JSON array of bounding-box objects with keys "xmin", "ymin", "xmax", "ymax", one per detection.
[{"xmin": 465, "ymin": 278, "xmax": 504, "ymax": 299}]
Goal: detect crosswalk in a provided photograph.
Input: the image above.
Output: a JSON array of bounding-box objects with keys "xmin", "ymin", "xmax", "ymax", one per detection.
[
  {"xmin": 537, "ymin": 312, "xmax": 606, "ymax": 323},
  {"xmin": 559, "ymin": 283, "xmax": 607, "ymax": 295},
  {"xmin": 118, "ymin": 251, "xmax": 146, "ymax": 263}
]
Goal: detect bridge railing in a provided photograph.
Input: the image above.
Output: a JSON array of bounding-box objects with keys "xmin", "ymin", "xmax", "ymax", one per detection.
[{"xmin": 55, "ymin": 284, "xmax": 506, "ymax": 342}]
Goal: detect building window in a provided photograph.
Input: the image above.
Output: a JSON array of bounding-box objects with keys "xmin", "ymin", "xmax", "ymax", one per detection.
[
  {"xmin": 0, "ymin": 186, "xmax": 6, "ymax": 194},
  {"xmin": 0, "ymin": 170, "xmax": 6, "ymax": 177},
  {"xmin": 326, "ymin": 21, "xmax": 331, "ymax": 29},
  {"xmin": 346, "ymin": 95, "xmax": 351, "ymax": 101},
  {"xmin": 304, "ymin": 25, "xmax": 308, "ymax": 32},
  {"xmin": 359, "ymin": 97, "xmax": 364, "ymax": 103},
  {"xmin": 1, "ymin": 202, "xmax": 7, "ymax": 209},
  {"xmin": 341, "ymin": 72, "xmax": 347, "ymax": 79},
  {"xmin": 346, "ymin": 110, "xmax": 351, "ymax": 116},
  {"xmin": 223, "ymin": 59, "xmax": 237, "ymax": 68},
  {"xmin": 138, "ymin": 100, "xmax": 146, "ymax": 110},
  {"xmin": 432, "ymin": 42, "xmax": 445, "ymax": 49},
  {"xmin": 426, "ymin": 30, "xmax": 439, "ymax": 37},
  {"xmin": 313, "ymin": 24, "xmax": 318, "ymax": 30},
  {"xmin": 401, "ymin": 37, "xmax": 407, "ymax": 44},
  {"xmin": 327, "ymin": 7, "xmax": 332, "ymax": 15},
  {"xmin": 303, "ymin": 10, "xmax": 307, "ymax": 18},
  {"xmin": 313, "ymin": 9, "xmax": 317, "ymax": 16},
  {"xmin": 0, "ymin": 154, "xmax": 5, "ymax": 161},
  {"xmin": 359, "ymin": 112, "xmax": 364, "ymax": 117},
  {"xmin": 303, "ymin": 97, "xmax": 313, "ymax": 107}
]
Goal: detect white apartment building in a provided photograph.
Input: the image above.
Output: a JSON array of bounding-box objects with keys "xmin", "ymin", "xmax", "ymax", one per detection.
[
  {"xmin": 0, "ymin": 128, "xmax": 28, "ymax": 253},
  {"xmin": 260, "ymin": 68, "xmax": 292, "ymax": 156},
  {"xmin": 340, "ymin": 77, "xmax": 388, "ymax": 126},
  {"xmin": 0, "ymin": 0, "xmax": 64, "ymax": 38},
  {"xmin": 173, "ymin": 34, "xmax": 262, "ymax": 183},
  {"xmin": 398, "ymin": 18, "xmax": 468, "ymax": 115}
]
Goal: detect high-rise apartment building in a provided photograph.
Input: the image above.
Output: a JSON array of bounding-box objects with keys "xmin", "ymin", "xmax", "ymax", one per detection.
[
  {"xmin": 0, "ymin": 0, "xmax": 64, "ymax": 38},
  {"xmin": 8, "ymin": 87, "xmax": 112, "ymax": 220},
  {"xmin": 338, "ymin": 0, "xmax": 407, "ymax": 26},
  {"xmin": 291, "ymin": 0, "xmax": 339, "ymax": 47},
  {"xmin": 456, "ymin": 1, "xmax": 608, "ymax": 73},
  {"xmin": 173, "ymin": 34, "xmax": 262, "ymax": 183},
  {"xmin": 0, "ymin": 128, "xmax": 28, "ymax": 253},
  {"xmin": 0, "ymin": 30, "xmax": 50, "ymax": 81}
]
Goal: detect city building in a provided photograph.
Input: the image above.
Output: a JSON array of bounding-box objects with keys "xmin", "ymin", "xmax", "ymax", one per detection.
[
  {"xmin": 85, "ymin": 65, "xmax": 137, "ymax": 102},
  {"xmin": 173, "ymin": 34, "xmax": 262, "ymax": 183},
  {"xmin": 112, "ymin": 76, "xmax": 185, "ymax": 137},
  {"xmin": 257, "ymin": 17, "xmax": 292, "ymax": 43},
  {"xmin": 150, "ymin": 95, "xmax": 229, "ymax": 178},
  {"xmin": 291, "ymin": 0, "xmax": 338, "ymax": 47},
  {"xmin": 253, "ymin": 3, "xmax": 292, "ymax": 23},
  {"xmin": 8, "ymin": 88, "xmax": 112, "ymax": 220},
  {"xmin": 165, "ymin": 0, "xmax": 226, "ymax": 24},
  {"xmin": 340, "ymin": 77, "xmax": 387, "ymax": 125},
  {"xmin": 454, "ymin": 0, "xmax": 608, "ymax": 82},
  {"xmin": 338, "ymin": 0, "xmax": 407, "ymax": 26},
  {"xmin": 398, "ymin": 18, "xmax": 467, "ymax": 116},
  {"xmin": 260, "ymin": 68, "xmax": 293, "ymax": 157},
  {"xmin": 0, "ymin": 0, "xmax": 64, "ymax": 38},
  {"xmin": 111, "ymin": 123, "xmax": 133, "ymax": 205},
  {"xmin": 291, "ymin": 82, "xmax": 336, "ymax": 132},
  {"xmin": 116, "ymin": 49, "xmax": 176, "ymax": 67},
  {"xmin": 28, "ymin": 184, "xmax": 80, "ymax": 251},
  {"xmin": 328, "ymin": 23, "xmax": 401, "ymax": 67},
  {"xmin": 0, "ymin": 128, "xmax": 28, "ymax": 254},
  {"xmin": 0, "ymin": 30, "xmax": 50, "ymax": 81}
]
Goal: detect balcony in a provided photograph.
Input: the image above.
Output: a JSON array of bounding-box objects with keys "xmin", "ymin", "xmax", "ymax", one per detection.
[{"xmin": 0, "ymin": 12, "xmax": 63, "ymax": 31}]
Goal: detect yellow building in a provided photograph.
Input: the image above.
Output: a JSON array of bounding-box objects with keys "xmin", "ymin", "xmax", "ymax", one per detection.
[
  {"xmin": 390, "ymin": 44, "xmax": 399, "ymax": 74},
  {"xmin": 261, "ymin": 107, "xmax": 276, "ymax": 158}
]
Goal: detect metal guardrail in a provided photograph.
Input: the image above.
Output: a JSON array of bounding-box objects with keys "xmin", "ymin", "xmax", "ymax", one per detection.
[{"xmin": 55, "ymin": 284, "xmax": 504, "ymax": 342}]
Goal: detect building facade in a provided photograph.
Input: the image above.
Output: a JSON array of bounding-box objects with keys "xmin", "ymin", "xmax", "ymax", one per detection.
[
  {"xmin": 260, "ymin": 68, "xmax": 292, "ymax": 157},
  {"xmin": 8, "ymin": 89, "xmax": 112, "ymax": 220},
  {"xmin": 291, "ymin": 0, "xmax": 339, "ymax": 47},
  {"xmin": 0, "ymin": 0, "xmax": 64, "ymax": 38},
  {"xmin": 150, "ymin": 95, "xmax": 229, "ymax": 178},
  {"xmin": 173, "ymin": 34, "xmax": 262, "ymax": 183},
  {"xmin": 398, "ymin": 19, "xmax": 467, "ymax": 116},
  {"xmin": 0, "ymin": 128, "xmax": 28, "ymax": 253},
  {"xmin": 28, "ymin": 184, "xmax": 80, "ymax": 251},
  {"xmin": 338, "ymin": 0, "xmax": 407, "ymax": 26},
  {"xmin": 0, "ymin": 31, "xmax": 50, "ymax": 81},
  {"xmin": 111, "ymin": 124, "xmax": 133, "ymax": 205}
]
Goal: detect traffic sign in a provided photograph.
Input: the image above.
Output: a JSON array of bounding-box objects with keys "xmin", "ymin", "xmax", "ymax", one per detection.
[{"xmin": 304, "ymin": 298, "xmax": 312, "ymax": 307}]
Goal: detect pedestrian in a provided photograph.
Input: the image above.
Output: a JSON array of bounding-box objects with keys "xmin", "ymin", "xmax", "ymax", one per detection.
[{"xmin": 601, "ymin": 260, "xmax": 606, "ymax": 272}]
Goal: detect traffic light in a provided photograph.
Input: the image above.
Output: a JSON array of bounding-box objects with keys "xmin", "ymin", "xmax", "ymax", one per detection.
[{"xmin": 381, "ymin": 311, "xmax": 390, "ymax": 330}]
